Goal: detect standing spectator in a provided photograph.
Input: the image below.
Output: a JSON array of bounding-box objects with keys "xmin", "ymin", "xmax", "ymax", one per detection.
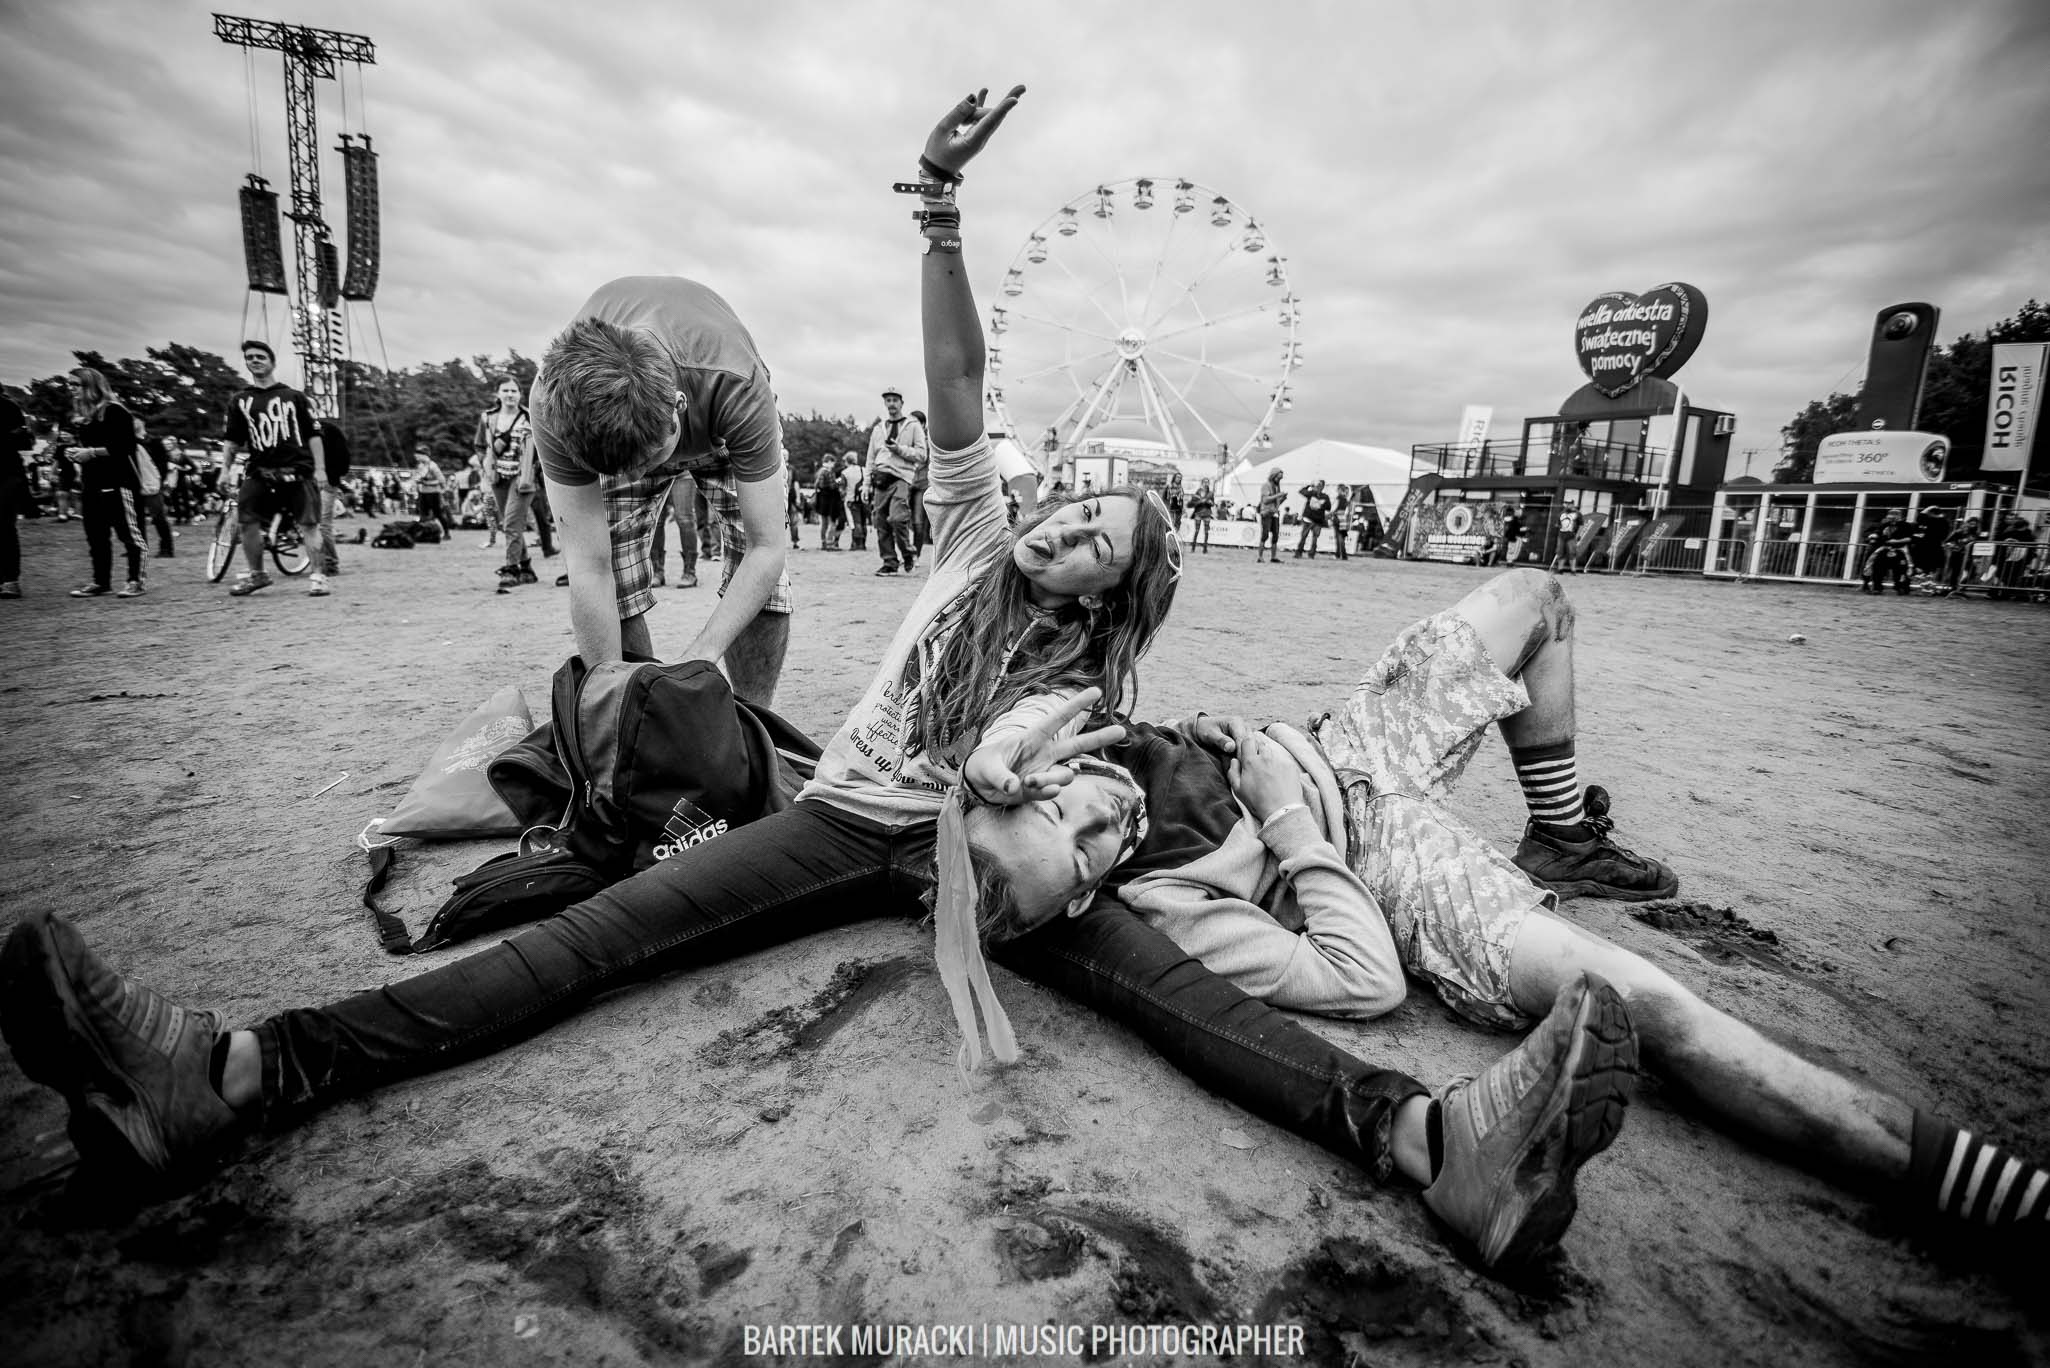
[
  {"xmin": 221, "ymin": 342, "xmax": 331, "ymax": 598},
  {"xmin": 63, "ymin": 368, "xmax": 147, "ymax": 598},
  {"xmin": 909, "ymin": 407, "xmax": 934, "ymax": 556},
  {"xmin": 1187, "ymin": 477, "xmax": 1215, "ymax": 553},
  {"xmin": 532, "ymin": 277, "xmax": 792, "ymax": 701},
  {"xmin": 1166, "ymin": 472, "xmax": 1185, "ymax": 532},
  {"xmin": 1549, "ymin": 505, "xmax": 1582, "ymax": 573},
  {"xmin": 1502, "ymin": 504, "xmax": 1527, "ymax": 566},
  {"xmin": 1255, "ymin": 467, "xmax": 1286, "ymax": 563},
  {"xmin": 1331, "ymin": 485, "xmax": 1351, "ymax": 561},
  {"xmin": 474, "ymin": 377, "xmax": 538, "ymax": 588},
  {"xmin": 131, "ymin": 417, "xmax": 175, "ymax": 557},
  {"xmin": 413, "ymin": 448, "xmax": 451, "ymax": 534},
  {"xmin": 52, "ymin": 440, "xmax": 81, "ymax": 521},
  {"xmin": 651, "ymin": 472, "xmax": 701, "ymax": 590},
  {"xmin": 317, "ymin": 419, "xmax": 351, "ymax": 576},
  {"xmin": 866, "ymin": 385, "xmax": 926, "ymax": 575},
  {"xmin": 785, "ymin": 464, "xmax": 802, "ymax": 549},
  {"xmin": 813, "ymin": 454, "xmax": 844, "ymax": 550},
  {"xmin": 475, "ymin": 376, "xmax": 527, "ymax": 560},
  {"xmin": 841, "ymin": 451, "xmax": 869, "ymax": 551},
  {"xmin": 166, "ymin": 446, "xmax": 201, "ymax": 524},
  {"xmin": 1987, "ymin": 510, "xmax": 2039, "ymax": 601},
  {"xmin": 1, "ymin": 394, "xmax": 30, "ymax": 598},
  {"xmin": 1294, "ymin": 479, "xmax": 1332, "ymax": 558},
  {"xmin": 1941, "ymin": 515, "xmax": 1981, "ymax": 597}
]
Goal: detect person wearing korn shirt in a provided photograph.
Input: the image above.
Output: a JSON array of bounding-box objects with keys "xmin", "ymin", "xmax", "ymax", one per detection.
[{"xmin": 221, "ymin": 339, "xmax": 332, "ymax": 599}]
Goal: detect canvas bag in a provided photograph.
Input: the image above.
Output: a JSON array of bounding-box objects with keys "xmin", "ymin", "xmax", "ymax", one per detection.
[{"xmin": 377, "ymin": 684, "xmax": 533, "ymax": 838}]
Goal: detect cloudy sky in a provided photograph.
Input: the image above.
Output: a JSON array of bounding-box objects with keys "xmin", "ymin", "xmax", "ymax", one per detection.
[{"xmin": 2, "ymin": 0, "xmax": 2044, "ymax": 464}]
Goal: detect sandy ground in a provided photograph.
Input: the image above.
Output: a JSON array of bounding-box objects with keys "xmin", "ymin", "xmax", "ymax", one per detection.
[{"xmin": 2, "ymin": 509, "xmax": 2047, "ymax": 1368}]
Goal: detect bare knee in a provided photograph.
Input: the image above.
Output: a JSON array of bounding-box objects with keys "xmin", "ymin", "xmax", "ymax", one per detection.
[{"xmin": 1455, "ymin": 567, "xmax": 1568, "ymax": 672}]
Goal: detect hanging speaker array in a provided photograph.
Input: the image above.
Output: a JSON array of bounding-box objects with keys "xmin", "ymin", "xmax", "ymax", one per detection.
[
  {"xmin": 238, "ymin": 174, "xmax": 288, "ymax": 294},
  {"xmin": 317, "ymin": 236, "xmax": 341, "ymax": 309},
  {"xmin": 339, "ymin": 135, "xmax": 381, "ymax": 301}
]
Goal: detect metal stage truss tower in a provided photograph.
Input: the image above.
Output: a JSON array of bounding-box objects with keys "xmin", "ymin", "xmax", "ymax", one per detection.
[{"xmin": 214, "ymin": 13, "xmax": 376, "ymax": 419}]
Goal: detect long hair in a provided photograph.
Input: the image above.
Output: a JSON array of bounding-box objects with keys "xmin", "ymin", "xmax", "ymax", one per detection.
[
  {"xmin": 69, "ymin": 367, "xmax": 114, "ymax": 425},
  {"xmin": 909, "ymin": 485, "xmax": 1178, "ymax": 764}
]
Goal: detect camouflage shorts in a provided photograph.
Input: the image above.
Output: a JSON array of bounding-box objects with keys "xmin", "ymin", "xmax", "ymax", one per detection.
[
  {"xmin": 1315, "ymin": 610, "xmax": 1551, "ymax": 1031},
  {"xmin": 604, "ymin": 468, "xmax": 793, "ymax": 623}
]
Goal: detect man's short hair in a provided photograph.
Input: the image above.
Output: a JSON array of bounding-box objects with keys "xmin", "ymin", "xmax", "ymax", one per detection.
[
  {"xmin": 241, "ymin": 339, "xmax": 275, "ymax": 360},
  {"xmin": 539, "ymin": 318, "xmax": 676, "ymax": 477}
]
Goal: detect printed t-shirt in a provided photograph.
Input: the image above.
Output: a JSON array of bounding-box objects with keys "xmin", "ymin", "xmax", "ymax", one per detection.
[
  {"xmin": 226, "ymin": 384, "xmax": 317, "ymax": 476},
  {"xmin": 798, "ymin": 433, "xmax": 1076, "ymax": 831},
  {"xmin": 481, "ymin": 408, "xmax": 532, "ymax": 481},
  {"xmin": 531, "ymin": 277, "xmax": 781, "ymax": 489}
]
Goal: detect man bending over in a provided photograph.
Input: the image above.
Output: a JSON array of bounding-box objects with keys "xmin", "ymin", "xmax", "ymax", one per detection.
[{"xmin": 533, "ymin": 277, "xmax": 791, "ymax": 701}]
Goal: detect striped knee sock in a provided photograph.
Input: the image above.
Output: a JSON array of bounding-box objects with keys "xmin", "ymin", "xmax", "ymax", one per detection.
[
  {"xmin": 1509, "ymin": 739, "xmax": 1584, "ymax": 829},
  {"xmin": 1911, "ymin": 1110, "xmax": 2050, "ymax": 1225}
]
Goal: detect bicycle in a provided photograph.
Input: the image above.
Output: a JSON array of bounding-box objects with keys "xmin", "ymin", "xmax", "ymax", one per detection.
[{"xmin": 204, "ymin": 457, "xmax": 313, "ymax": 583}]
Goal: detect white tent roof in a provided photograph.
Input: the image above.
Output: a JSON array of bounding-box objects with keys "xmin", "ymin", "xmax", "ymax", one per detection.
[{"xmin": 1221, "ymin": 439, "xmax": 1413, "ymax": 512}]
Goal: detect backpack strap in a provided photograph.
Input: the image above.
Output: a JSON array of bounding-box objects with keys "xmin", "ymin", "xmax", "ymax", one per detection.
[{"xmin": 356, "ymin": 819, "xmax": 420, "ymax": 953}]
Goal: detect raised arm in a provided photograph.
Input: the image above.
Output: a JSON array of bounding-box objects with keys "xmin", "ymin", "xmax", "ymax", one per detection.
[{"xmin": 915, "ymin": 86, "xmax": 1024, "ymax": 453}]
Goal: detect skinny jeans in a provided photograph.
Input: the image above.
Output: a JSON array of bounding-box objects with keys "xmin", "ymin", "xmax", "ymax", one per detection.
[{"xmin": 253, "ymin": 799, "xmax": 1419, "ymax": 1179}]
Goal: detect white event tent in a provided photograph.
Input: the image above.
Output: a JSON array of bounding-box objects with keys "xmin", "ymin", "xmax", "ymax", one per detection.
[{"xmin": 1221, "ymin": 439, "xmax": 1413, "ymax": 516}]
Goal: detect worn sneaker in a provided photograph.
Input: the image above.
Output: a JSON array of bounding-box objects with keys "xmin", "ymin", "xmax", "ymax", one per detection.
[
  {"xmin": 307, "ymin": 573, "xmax": 330, "ymax": 597},
  {"xmin": 1513, "ymin": 787, "xmax": 1678, "ymax": 901},
  {"xmin": 517, "ymin": 565, "xmax": 539, "ymax": 586},
  {"xmin": 875, "ymin": 564, "xmax": 900, "ymax": 576},
  {"xmin": 0, "ymin": 910, "xmax": 246, "ymax": 1181},
  {"xmin": 1423, "ymin": 973, "xmax": 1637, "ymax": 1266},
  {"xmin": 69, "ymin": 583, "xmax": 112, "ymax": 598},
  {"xmin": 228, "ymin": 572, "xmax": 273, "ymax": 597},
  {"xmin": 115, "ymin": 579, "xmax": 147, "ymax": 598},
  {"xmin": 0, "ymin": 581, "xmax": 20, "ymax": 599}
]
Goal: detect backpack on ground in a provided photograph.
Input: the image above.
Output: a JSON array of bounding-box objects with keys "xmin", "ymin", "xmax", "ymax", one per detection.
[
  {"xmin": 407, "ymin": 518, "xmax": 444, "ymax": 544},
  {"xmin": 371, "ymin": 521, "xmax": 416, "ymax": 549},
  {"xmin": 365, "ymin": 657, "xmax": 821, "ymax": 954}
]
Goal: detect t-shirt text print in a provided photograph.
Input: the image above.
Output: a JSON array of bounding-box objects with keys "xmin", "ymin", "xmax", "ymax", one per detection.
[{"xmin": 227, "ymin": 385, "xmax": 317, "ymax": 473}]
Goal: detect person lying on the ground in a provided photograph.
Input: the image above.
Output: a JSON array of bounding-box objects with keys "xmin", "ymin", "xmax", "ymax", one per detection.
[
  {"xmin": 0, "ymin": 87, "xmax": 1632, "ymax": 1277},
  {"xmin": 965, "ymin": 566, "xmax": 2050, "ymax": 1239}
]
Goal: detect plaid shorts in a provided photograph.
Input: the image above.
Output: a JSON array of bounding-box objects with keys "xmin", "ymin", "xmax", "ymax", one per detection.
[
  {"xmin": 604, "ymin": 467, "xmax": 794, "ymax": 623},
  {"xmin": 1313, "ymin": 610, "xmax": 1551, "ymax": 1030}
]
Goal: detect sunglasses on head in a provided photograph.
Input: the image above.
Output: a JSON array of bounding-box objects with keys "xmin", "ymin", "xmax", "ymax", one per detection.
[{"xmin": 1141, "ymin": 488, "xmax": 1184, "ymax": 585}]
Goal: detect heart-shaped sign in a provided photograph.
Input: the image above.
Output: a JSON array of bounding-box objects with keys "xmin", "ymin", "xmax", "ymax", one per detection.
[{"xmin": 1574, "ymin": 283, "xmax": 1708, "ymax": 398}]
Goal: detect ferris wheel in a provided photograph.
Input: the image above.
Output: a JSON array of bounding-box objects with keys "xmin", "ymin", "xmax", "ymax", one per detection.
[{"xmin": 986, "ymin": 177, "xmax": 1300, "ymax": 474}]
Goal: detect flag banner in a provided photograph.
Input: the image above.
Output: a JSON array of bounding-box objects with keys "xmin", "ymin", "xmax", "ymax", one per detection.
[{"xmin": 1982, "ymin": 342, "xmax": 2047, "ymax": 473}]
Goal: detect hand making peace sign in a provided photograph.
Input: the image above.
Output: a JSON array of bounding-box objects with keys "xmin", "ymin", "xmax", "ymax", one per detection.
[{"xmin": 960, "ymin": 686, "xmax": 1125, "ymax": 806}]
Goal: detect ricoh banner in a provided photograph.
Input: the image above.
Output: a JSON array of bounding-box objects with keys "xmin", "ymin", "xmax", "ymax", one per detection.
[
  {"xmin": 1981, "ymin": 342, "xmax": 2047, "ymax": 474},
  {"xmin": 1814, "ymin": 431, "xmax": 1950, "ymax": 484}
]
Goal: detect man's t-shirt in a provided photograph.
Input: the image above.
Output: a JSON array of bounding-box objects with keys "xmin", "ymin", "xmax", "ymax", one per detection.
[
  {"xmin": 1502, "ymin": 514, "xmax": 1525, "ymax": 541},
  {"xmin": 1258, "ymin": 483, "xmax": 1285, "ymax": 518},
  {"xmin": 531, "ymin": 277, "xmax": 781, "ymax": 489},
  {"xmin": 1301, "ymin": 490, "xmax": 1332, "ymax": 527},
  {"xmin": 226, "ymin": 384, "xmax": 318, "ymax": 476}
]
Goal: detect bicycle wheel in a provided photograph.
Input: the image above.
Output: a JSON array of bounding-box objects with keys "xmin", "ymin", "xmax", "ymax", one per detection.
[
  {"xmin": 270, "ymin": 514, "xmax": 311, "ymax": 576},
  {"xmin": 205, "ymin": 512, "xmax": 240, "ymax": 583}
]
